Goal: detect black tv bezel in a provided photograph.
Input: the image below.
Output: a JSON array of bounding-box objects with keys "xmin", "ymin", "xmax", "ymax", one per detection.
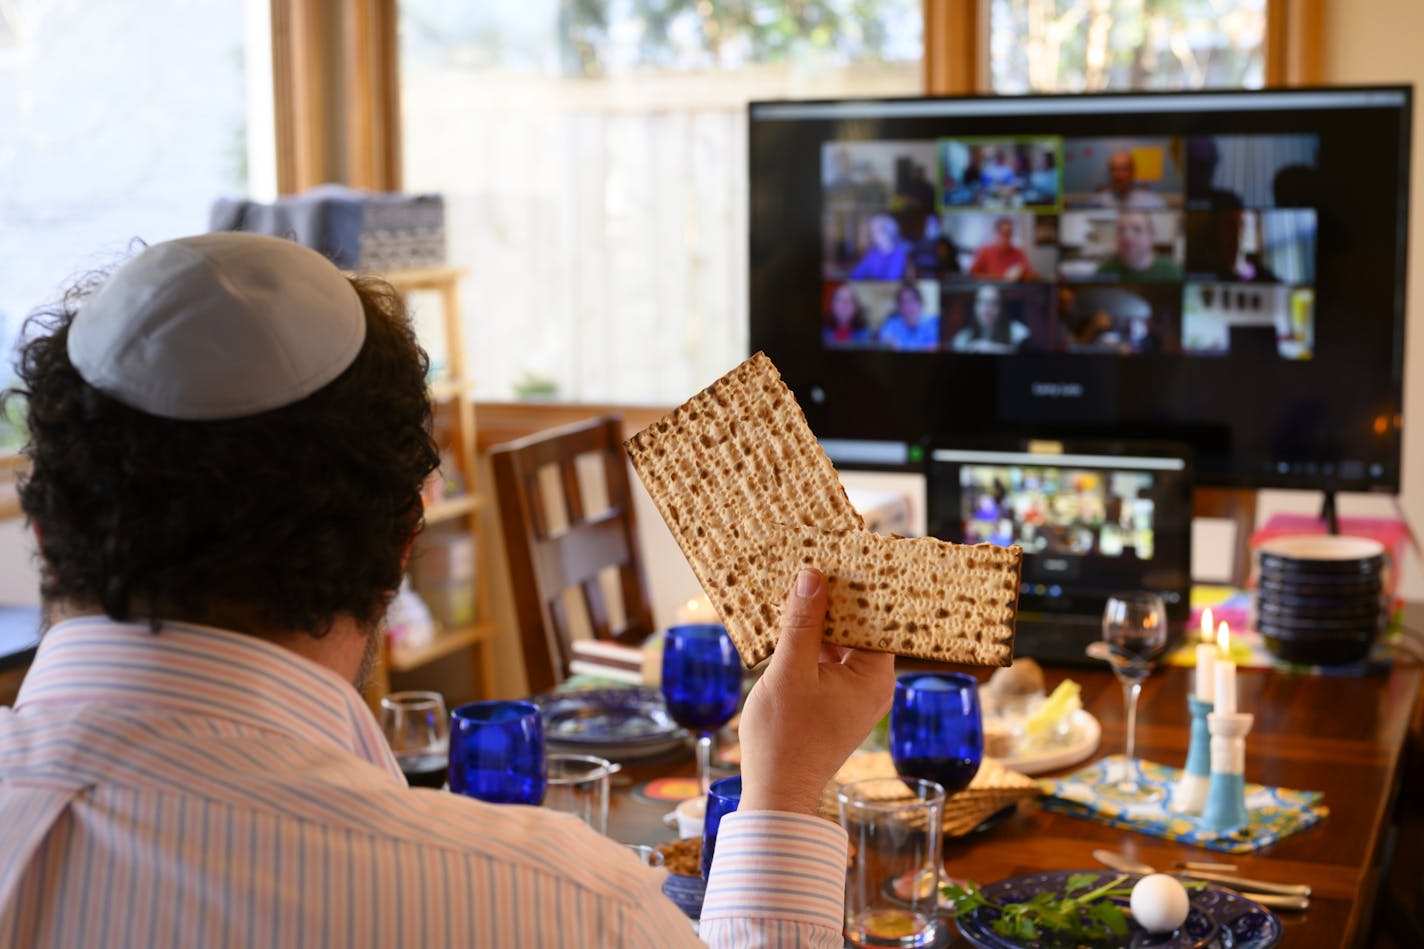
[{"xmin": 748, "ymin": 85, "xmax": 1412, "ymax": 495}]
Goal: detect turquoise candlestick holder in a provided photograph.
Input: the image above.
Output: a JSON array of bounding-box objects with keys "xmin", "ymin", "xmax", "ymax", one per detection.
[{"xmin": 1169, "ymin": 694, "xmax": 1213, "ymax": 814}]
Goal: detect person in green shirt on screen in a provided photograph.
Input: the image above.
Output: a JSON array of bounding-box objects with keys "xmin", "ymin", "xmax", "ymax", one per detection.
[{"xmin": 1096, "ymin": 210, "xmax": 1182, "ymax": 282}]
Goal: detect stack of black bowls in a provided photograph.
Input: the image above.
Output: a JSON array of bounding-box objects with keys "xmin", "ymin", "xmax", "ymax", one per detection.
[{"xmin": 1254, "ymin": 535, "xmax": 1388, "ymax": 666}]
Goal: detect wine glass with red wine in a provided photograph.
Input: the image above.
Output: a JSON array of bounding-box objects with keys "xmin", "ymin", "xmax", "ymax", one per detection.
[
  {"xmin": 1102, "ymin": 591, "xmax": 1168, "ymax": 801},
  {"xmin": 379, "ymin": 691, "xmax": 450, "ymax": 789},
  {"xmin": 889, "ymin": 673, "xmax": 984, "ymax": 795}
]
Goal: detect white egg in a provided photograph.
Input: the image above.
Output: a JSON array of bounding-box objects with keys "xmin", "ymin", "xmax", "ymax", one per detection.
[{"xmin": 1130, "ymin": 873, "xmax": 1190, "ymax": 934}]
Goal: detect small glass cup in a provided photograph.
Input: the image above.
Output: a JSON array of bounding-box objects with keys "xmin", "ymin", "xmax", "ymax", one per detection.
[
  {"xmin": 544, "ymin": 753, "xmax": 615, "ymax": 835},
  {"xmin": 448, "ymin": 700, "xmax": 546, "ymax": 805},
  {"xmin": 700, "ymin": 775, "xmax": 742, "ymax": 879},
  {"xmin": 839, "ymin": 777, "xmax": 946, "ymax": 949},
  {"xmin": 624, "ymin": 844, "xmax": 666, "ymax": 869},
  {"xmin": 378, "ymin": 691, "xmax": 450, "ymax": 789}
]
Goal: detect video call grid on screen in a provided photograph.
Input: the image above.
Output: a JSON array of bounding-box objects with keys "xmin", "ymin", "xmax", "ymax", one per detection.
[
  {"xmin": 755, "ymin": 88, "xmax": 1410, "ymax": 493},
  {"xmin": 820, "ymin": 129, "xmax": 1320, "ymax": 359}
]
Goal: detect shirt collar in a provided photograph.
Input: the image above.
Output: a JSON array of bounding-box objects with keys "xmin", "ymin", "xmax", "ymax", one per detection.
[{"xmin": 16, "ymin": 616, "xmax": 401, "ymax": 777}]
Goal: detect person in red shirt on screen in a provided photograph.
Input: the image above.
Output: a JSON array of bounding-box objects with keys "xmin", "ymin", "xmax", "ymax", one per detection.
[{"xmin": 969, "ymin": 216, "xmax": 1037, "ymax": 281}]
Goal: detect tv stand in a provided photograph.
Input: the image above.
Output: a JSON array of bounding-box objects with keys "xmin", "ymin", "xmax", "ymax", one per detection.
[{"xmin": 1320, "ymin": 489, "xmax": 1340, "ymax": 536}]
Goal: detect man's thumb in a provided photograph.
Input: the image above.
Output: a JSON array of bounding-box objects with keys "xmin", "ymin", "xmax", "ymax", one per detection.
[{"xmin": 772, "ymin": 567, "xmax": 828, "ymax": 672}]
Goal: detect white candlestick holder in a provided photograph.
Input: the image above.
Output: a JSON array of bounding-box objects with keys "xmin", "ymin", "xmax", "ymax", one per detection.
[{"xmin": 1198, "ymin": 711, "xmax": 1254, "ymax": 834}]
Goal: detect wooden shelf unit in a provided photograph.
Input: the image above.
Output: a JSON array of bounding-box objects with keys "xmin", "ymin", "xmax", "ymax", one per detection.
[{"xmin": 365, "ymin": 266, "xmax": 497, "ymax": 710}]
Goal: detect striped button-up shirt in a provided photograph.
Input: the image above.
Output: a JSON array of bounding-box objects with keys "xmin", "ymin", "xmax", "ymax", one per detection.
[{"xmin": 0, "ymin": 618, "xmax": 849, "ymax": 947}]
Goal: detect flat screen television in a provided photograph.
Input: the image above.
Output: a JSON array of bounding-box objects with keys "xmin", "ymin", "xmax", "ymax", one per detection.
[{"xmin": 748, "ymin": 87, "xmax": 1411, "ymax": 494}]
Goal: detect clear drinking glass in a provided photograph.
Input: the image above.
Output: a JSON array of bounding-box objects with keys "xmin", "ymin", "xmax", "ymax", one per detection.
[
  {"xmin": 378, "ymin": 691, "xmax": 450, "ymax": 789},
  {"xmin": 623, "ymin": 844, "xmax": 666, "ymax": 869},
  {"xmin": 839, "ymin": 777, "xmax": 946, "ymax": 949},
  {"xmin": 1102, "ymin": 591, "xmax": 1169, "ymax": 801},
  {"xmin": 544, "ymin": 753, "xmax": 615, "ymax": 834},
  {"xmin": 660, "ymin": 623, "xmax": 742, "ymax": 797}
]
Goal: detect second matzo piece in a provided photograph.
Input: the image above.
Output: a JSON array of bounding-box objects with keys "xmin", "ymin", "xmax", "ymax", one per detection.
[{"xmin": 736, "ymin": 521, "xmax": 1022, "ymax": 667}]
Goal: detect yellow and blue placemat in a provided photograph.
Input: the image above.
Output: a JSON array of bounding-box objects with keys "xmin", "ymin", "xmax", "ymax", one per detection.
[{"xmin": 1038, "ymin": 755, "xmax": 1327, "ymax": 854}]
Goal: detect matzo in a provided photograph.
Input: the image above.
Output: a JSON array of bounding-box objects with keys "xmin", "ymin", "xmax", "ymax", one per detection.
[
  {"xmin": 625, "ymin": 351, "xmax": 1021, "ymax": 667},
  {"xmin": 737, "ymin": 520, "xmax": 1021, "ymax": 666},
  {"xmin": 625, "ymin": 352, "xmax": 863, "ymax": 664}
]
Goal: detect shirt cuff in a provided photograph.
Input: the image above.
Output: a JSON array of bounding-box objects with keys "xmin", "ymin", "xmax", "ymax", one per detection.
[{"xmin": 699, "ymin": 810, "xmax": 847, "ymax": 930}]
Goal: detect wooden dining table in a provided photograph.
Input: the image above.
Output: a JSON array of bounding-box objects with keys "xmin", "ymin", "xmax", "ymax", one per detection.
[{"xmin": 605, "ymin": 653, "xmax": 1422, "ymax": 948}]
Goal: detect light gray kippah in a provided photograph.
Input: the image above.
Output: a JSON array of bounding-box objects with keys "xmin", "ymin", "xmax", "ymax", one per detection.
[{"xmin": 67, "ymin": 232, "xmax": 366, "ymax": 420}]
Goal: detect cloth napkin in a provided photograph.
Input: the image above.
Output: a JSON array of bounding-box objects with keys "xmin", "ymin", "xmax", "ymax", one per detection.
[{"xmin": 1038, "ymin": 755, "xmax": 1327, "ymax": 854}]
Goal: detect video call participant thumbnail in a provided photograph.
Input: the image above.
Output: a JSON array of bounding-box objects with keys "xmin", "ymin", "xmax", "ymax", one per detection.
[
  {"xmin": 945, "ymin": 282, "xmax": 1053, "ymax": 354},
  {"xmin": 1096, "ymin": 211, "xmax": 1183, "ymax": 282},
  {"xmin": 968, "ymin": 216, "xmax": 1039, "ymax": 281},
  {"xmin": 822, "ymin": 283, "xmax": 872, "ymax": 347},
  {"xmin": 847, "ymin": 212, "xmax": 912, "ymax": 280},
  {"xmin": 1057, "ymin": 284, "xmax": 1182, "ymax": 355},
  {"xmin": 1062, "ymin": 138, "xmax": 1181, "ymax": 211},
  {"xmin": 876, "ymin": 282, "xmax": 941, "ymax": 351},
  {"xmin": 1184, "ymin": 208, "xmax": 1317, "ymax": 284},
  {"xmin": 940, "ymin": 138, "xmax": 1061, "ymax": 210},
  {"xmin": 1184, "ymin": 134, "xmax": 1321, "ymax": 210}
]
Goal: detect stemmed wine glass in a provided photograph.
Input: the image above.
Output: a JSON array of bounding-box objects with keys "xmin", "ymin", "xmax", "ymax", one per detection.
[
  {"xmin": 889, "ymin": 672, "xmax": 984, "ymax": 795},
  {"xmin": 379, "ymin": 691, "xmax": 450, "ymax": 789},
  {"xmin": 1102, "ymin": 592, "xmax": 1169, "ymax": 801},
  {"xmin": 661, "ymin": 623, "xmax": 743, "ymax": 797}
]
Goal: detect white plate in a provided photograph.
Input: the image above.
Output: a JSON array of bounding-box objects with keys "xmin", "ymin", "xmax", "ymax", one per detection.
[{"xmin": 988, "ymin": 709, "xmax": 1100, "ymax": 776}]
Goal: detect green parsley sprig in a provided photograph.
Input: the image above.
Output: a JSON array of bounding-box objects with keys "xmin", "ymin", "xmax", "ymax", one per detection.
[{"xmin": 941, "ymin": 873, "xmax": 1203, "ymax": 943}]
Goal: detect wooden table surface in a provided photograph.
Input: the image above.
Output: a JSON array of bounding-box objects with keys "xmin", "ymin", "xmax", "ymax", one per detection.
[{"xmin": 606, "ymin": 658, "xmax": 1423, "ymax": 948}]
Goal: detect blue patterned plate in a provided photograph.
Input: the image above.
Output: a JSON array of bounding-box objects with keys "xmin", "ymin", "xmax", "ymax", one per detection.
[
  {"xmin": 954, "ymin": 871, "xmax": 1281, "ymax": 949},
  {"xmin": 533, "ymin": 687, "xmax": 688, "ymax": 759}
]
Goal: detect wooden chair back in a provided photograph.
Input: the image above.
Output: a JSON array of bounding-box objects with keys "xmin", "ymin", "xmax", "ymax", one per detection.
[{"xmin": 490, "ymin": 415, "xmax": 655, "ymax": 694}]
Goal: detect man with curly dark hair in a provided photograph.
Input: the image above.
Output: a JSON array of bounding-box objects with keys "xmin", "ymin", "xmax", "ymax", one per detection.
[{"xmin": 0, "ymin": 233, "xmax": 894, "ymax": 947}]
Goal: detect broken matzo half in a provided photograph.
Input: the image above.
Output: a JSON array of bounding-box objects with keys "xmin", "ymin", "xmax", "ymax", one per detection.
[
  {"xmin": 625, "ymin": 351, "xmax": 1019, "ymax": 666},
  {"xmin": 737, "ymin": 520, "xmax": 1020, "ymax": 666}
]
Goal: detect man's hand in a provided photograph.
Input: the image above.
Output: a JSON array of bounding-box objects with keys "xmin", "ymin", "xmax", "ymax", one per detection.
[{"xmin": 736, "ymin": 567, "xmax": 896, "ymax": 815}]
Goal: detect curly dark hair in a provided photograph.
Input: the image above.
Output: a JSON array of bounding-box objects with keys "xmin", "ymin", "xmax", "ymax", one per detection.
[{"xmin": 6, "ymin": 273, "xmax": 439, "ymax": 639}]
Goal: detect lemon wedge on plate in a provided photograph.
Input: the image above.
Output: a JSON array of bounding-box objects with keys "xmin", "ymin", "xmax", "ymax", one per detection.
[{"xmin": 1023, "ymin": 679, "xmax": 1081, "ymax": 747}]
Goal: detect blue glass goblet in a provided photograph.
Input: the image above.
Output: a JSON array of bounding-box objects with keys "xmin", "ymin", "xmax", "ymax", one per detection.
[
  {"xmin": 701, "ymin": 775, "xmax": 742, "ymax": 879},
  {"xmin": 889, "ymin": 673, "xmax": 984, "ymax": 796},
  {"xmin": 448, "ymin": 700, "xmax": 547, "ymax": 805},
  {"xmin": 661, "ymin": 623, "xmax": 742, "ymax": 797}
]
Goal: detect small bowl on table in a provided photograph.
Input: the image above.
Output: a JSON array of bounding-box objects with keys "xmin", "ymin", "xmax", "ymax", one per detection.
[{"xmin": 656, "ymin": 837, "xmax": 707, "ymax": 920}]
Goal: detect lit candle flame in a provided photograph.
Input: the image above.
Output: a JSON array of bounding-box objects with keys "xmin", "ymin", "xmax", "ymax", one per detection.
[
  {"xmin": 685, "ymin": 598, "xmax": 700, "ymax": 612},
  {"xmin": 1201, "ymin": 608, "xmax": 1214, "ymax": 643},
  {"xmin": 1216, "ymin": 620, "xmax": 1230, "ymax": 653}
]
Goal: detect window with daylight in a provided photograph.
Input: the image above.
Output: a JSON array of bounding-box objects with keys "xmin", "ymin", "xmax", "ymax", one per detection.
[
  {"xmin": 399, "ymin": 1, "xmax": 924, "ymax": 403},
  {"xmin": 0, "ymin": 0, "xmax": 273, "ymax": 453},
  {"xmin": 988, "ymin": 0, "xmax": 1268, "ymax": 94}
]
